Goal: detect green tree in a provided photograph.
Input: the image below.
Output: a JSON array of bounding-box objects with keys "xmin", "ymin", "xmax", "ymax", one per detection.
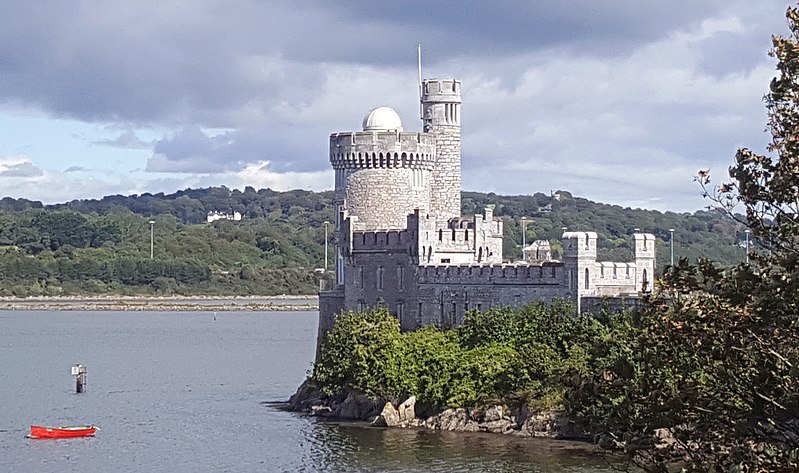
[{"xmin": 577, "ymin": 6, "xmax": 799, "ymax": 471}]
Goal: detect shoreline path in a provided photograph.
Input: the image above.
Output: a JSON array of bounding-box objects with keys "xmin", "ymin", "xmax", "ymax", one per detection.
[{"xmin": 0, "ymin": 295, "xmax": 319, "ymax": 311}]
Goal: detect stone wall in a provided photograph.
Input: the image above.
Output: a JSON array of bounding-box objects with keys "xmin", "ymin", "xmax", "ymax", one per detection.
[
  {"xmin": 416, "ymin": 262, "xmax": 572, "ymax": 327},
  {"xmin": 344, "ymin": 168, "xmax": 431, "ymax": 230},
  {"xmin": 317, "ymin": 288, "xmax": 345, "ymax": 356},
  {"xmin": 343, "ymin": 249, "xmax": 420, "ymax": 331}
]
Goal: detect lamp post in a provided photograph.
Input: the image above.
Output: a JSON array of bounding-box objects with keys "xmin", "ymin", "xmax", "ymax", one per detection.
[
  {"xmin": 521, "ymin": 217, "xmax": 527, "ymax": 261},
  {"xmin": 323, "ymin": 221, "xmax": 330, "ymax": 271},
  {"xmin": 669, "ymin": 228, "xmax": 674, "ymax": 266},
  {"xmin": 744, "ymin": 229, "xmax": 750, "ymax": 264},
  {"xmin": 148, "ymin": 220, "xmax": 155, "ymax": 259}
]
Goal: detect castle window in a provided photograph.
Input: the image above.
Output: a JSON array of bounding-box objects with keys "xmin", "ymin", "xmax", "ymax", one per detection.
[
  {"xmin": 451, "ymin": 228, "xmax": 456, "ymax": 241},
  {"xmin": 551, "ymin": 266, "xmax": 556, "ymax": 277},
  {"xmin": 377, "ymin": 266, "xmax": 384, "ymax": 290},
  {"xmin": 336, "ymin": 248, "xmax": 343, "ymax": 286},
  {"xmin": 396, "ymin": 302, "xmax": 404, "ymax": 320},
  {"xmin": 438, "ymin": 229, "xmax": 443, "ymax": 241},
  {"xmin": 427, "ymin": 246, "xmax": 432, "ymax": 263},
  {"xmin": 358, "ymin": 266, "xmax": 364, "ymax": 289},
  {"xmin": 585, "ymin": 268, "xmax": 589, "ymax": 289},
  {"xmin": 336, "ymin": 204, "xmax": 344, "ymax": 228},
  {"xmin": 397, "ymin": 266, "xmax": 404, "ymax": 289},
  {"xmin": 357, "ymin": 299, "xmax": 365, "ymax": 312},
  {"xmin": 411, "ymin": 169, "xmax": 425, "ymax": 189},
  {"xmin": 626, "ymin": 266, "xmax": 630, "ymax": 278},
  {"xmin": 613, "ymin": 266, "xmax": 617, "ymax": 279},
  {"xmin": 600, "ymin": 266, "xmax": 604, "ymax": 278},
  {"xmin": 477, "ymin": 247, "xmax": 483, "ymax": 263}
]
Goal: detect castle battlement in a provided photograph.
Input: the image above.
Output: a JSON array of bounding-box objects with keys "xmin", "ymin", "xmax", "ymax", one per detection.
[
  {"xmin": 593, "ymin": 261, "xmax": 637, "ymax": 284},
  {"xmin": 330, "ymin": 132, "xmax": 436, "ymax": 170},
  {"xmin": 417, "ymin": 262, "xmax": 565, "ymax": 285},
  {"xmin": 349, "ymin": 229, "xmax": 418, "ymax": 252},
  {"xmin": 421, "ymin": 79, "xmax": 462, "ymax": 102},
  {"xmin": 562, "ymin": 231, "xmax": 598, "ymax": 258}
]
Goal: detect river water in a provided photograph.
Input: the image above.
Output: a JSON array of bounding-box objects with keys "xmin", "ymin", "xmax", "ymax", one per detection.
[{"xmin": 0, "ymin": 310, "xmax": 614, "ymax": 472}]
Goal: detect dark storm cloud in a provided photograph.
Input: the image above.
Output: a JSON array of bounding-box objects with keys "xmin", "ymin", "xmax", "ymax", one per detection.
[
  {"xmin": 0, "ymin": 162, "xmax": 44, "ymax": 177},
  {"xmin": 321, "ymin": 1, "xmax": 727, "ymax": 59},
  {"xmin": 0, "ymin": 0, "xmax": 747, "ymax": 126}
]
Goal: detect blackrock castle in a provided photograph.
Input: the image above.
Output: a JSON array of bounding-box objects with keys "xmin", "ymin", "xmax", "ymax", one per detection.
[{"xmin": 319, "ymin": 78, "xmax": 655, "ymax": 338}]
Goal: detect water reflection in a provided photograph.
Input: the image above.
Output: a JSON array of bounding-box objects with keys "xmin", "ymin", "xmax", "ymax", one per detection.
[{"xmin": 301, "ymin": 420, "xmax": 614, "ymax": 473}]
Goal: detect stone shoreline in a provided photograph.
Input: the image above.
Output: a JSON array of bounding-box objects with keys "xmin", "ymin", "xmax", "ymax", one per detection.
[
  {"xmin": 0, "ymin": 294, "xmax": 319, "ymax": 311},
  {"xmin": 287, "ymin": 380, "xmax": 592, "ymax": 441}
]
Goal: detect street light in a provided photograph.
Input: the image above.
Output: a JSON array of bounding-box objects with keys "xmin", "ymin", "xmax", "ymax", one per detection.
[
  {"xmin": 148, "ymin": 220, "xmax": 155, "ymax": 259},
  {"xmin": 520, "ymin": 217, "xmax": 527, "ymax": 261},
  {"xmin": 744, "ymin": 229, "xmax": 750, "ymax": 264},
  {"xmin": 669, "ymin": 228, "xmax": 675, "ymax": 266},
  {"xmin": 323, "ymin": 221, "xmax": 330, "ymax": 271}
]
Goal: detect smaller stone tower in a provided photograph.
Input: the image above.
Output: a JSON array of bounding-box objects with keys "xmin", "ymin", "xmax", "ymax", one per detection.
[
  {"xmin": 562, "ymin": 231, "xmax": 598, "ymax": 312},
  {"xmin": 421, "ymin": 79, "xmax": 462, "ymax": 221},
  {"xmin": 633, "ymin": 233, "xmax": 656, "ymax": 292}
]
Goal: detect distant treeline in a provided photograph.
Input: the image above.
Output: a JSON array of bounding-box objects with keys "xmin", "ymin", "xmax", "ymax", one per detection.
[{"xmin": 0, "ymin": 186, "xmax": 746, "ymax": 296}]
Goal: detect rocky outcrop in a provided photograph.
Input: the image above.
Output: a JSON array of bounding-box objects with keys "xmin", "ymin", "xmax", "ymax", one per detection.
[
  {"xmin": 287, "ymin": 381, "xmax": 588, "ymax": 440},
  {"xmin": 514, "ymin": 406, "xmax": 581, "ymax": 438},
  {"xmin": 288, "ymin": 380, "xmax": 383, "ymax": 421},
  {"xmin": 372, "ymin": 396, "xmax": 416, "ymax": 427}
]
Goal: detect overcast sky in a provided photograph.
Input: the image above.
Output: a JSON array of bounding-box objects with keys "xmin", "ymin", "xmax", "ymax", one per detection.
[{"xmin": 0, "ymin": 1, "xmax": 792, "ymax": 211}]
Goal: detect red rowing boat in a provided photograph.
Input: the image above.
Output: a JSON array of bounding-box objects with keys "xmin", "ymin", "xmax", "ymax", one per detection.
[{"xmin": 28, "ymin": 425, "xmax": 98, "ymax": 439}]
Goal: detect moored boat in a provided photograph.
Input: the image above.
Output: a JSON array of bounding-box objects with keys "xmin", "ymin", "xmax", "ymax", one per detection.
[{"xmin": 27, "ymin": 425, "xmax": 97, "ymax": 439}]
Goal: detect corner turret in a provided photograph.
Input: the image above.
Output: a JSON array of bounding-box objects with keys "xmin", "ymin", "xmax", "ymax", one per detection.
[{"xmin": 633, "ymin": 233, "xmax": 656, "ymax": 292}]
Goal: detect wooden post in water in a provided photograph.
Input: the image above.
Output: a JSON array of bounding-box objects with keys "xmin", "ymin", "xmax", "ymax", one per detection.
[{"xmin": 72, "ymin": 364, "xmax": 87, "ymax": 393}]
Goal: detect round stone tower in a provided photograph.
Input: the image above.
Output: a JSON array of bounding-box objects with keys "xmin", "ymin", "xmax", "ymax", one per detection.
[
  {"xmin": 330, "ymin": 107, "xmax": 436, "ymax": 231},
  {"xmin": 421, "ymin": 79, "xmax": 462, "ymax": 220}
]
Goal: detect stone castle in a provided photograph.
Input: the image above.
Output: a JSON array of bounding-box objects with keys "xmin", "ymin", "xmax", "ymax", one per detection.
[{"xmin": 319, "ymin": 77, "xmax": 655, "ymax": 337}]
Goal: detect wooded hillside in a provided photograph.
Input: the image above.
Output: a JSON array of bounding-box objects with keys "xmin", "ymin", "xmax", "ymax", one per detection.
[{"xmin": 0, "ymin": 187, "xmax": 746, "ymax": 296}]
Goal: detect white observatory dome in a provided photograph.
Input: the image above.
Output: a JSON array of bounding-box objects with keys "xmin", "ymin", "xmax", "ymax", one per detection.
[{"xmin": 362, "ymin": 107, "xmax": 403, "ymax": 132}]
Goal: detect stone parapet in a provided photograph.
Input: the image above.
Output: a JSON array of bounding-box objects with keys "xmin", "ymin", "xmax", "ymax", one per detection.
[{"xmin": 330, "ymin": 131, "xmax": 436, "ymax": 170}]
